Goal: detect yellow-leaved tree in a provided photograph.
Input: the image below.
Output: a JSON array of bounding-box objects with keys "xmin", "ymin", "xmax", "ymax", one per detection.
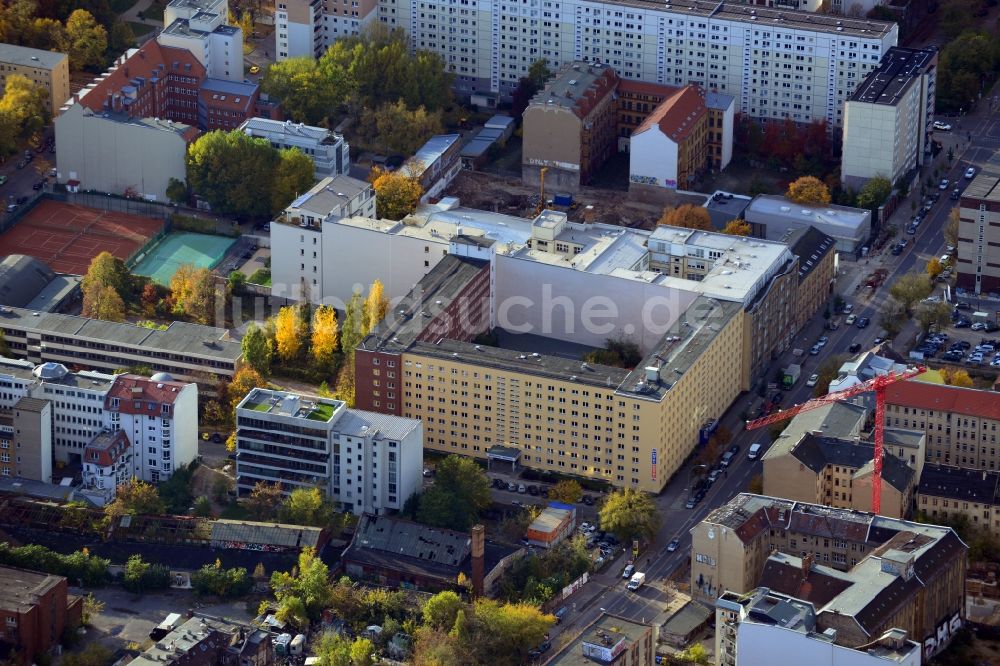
[
  {"xmin": 722, "ymin": 219, "xmax": 752, "ymax": 236},
  {"xmin": 657, "ymin": 204, "xmax": 712, "ymax": 229},
  {"xmin": 273, "ymin": 306, "xmax": 305, "ymax": 362},
  {"xmin": 371, "ymin": 166, "xmax": 423, "ymax": 221},
  {"xmin": 311, "ymin": 305, "xmax": 339, "ymax": 368},
  {"xmin": 363, "ymin": 279, "xmax": 389, "ymax": 334},
  {"xmin": 785, "ymin": 176, "xmax": 831, "ymax": 205}
]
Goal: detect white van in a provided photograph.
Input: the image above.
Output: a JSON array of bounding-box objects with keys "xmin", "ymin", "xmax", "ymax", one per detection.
[{"xmin": 748, "ymin": 443, "xmax": 762, "ymax": 460}]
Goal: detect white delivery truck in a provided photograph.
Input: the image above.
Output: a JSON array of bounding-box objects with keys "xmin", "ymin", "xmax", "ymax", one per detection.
[{"xmin": 627, "ymin": 572, "xmax": 646, "ymax": 590}]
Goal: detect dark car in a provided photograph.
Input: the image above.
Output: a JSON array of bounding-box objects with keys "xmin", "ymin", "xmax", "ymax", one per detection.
[
  {"xmin": 955, "ymin": 319, "xmax": 971, "ymax": 328},
  {"xmin": 527, "ymin": 485, "xmax": 539, "ymax": 496},
  {"xmin": 31, "ymin": 180, "xmax": 43, "ymax": 190},
  {"xmin": 956, "ymin": 302, "xmax": 971, "ymax": 310},
  {"xmin": 582, "ymin": 494, "xmax": 595, "ymax": 506},
  {"xmin": 528, "ymin": 640, "xmax": 552, "ymax": 659},
  {"xmin": 385, "ymin": 154, "xmax": 406, "ymax": 169},
  {"xmin": 848, "ymin": 342, "xmax": 862, "ymax": 353},
  {"xmin": 891, "ymin": 244, "xmax": 903, "ymax": 256},
  {"xmin": 729, "ymin": 444, "xmax": 740, "ymax": 456},
  {"xmin": 666, "ymin": 538, "xmax": 681, "ymax": 552},
  {"xmin": 211, "ymin": 432, "xmax": 223, "ymax": 443},
  {"xmin": 856, "ymin": 317, "xmax": 870, "ymax": 329}
]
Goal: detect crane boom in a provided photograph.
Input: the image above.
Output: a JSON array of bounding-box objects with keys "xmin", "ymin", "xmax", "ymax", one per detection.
[{"xmin": 745, "ymin": 365, "xmax": 926, "ymax": 514}]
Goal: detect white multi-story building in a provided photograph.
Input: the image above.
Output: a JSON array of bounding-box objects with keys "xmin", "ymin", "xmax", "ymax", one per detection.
[
  {"xmin": 235, "ymin": 388, "xmax": 422, "ymax": 515},
  {"xmin": 104, "ymin": 373, "xmax": 199, "ymax": 484},
  {"xmin": 841, "ymin": 47, "xmax": 936, "ymax": 191},
  {"xmin": 0, "ymin": 359, "xmax": 198, "ymax": 483},
  {"xmin": 269, "ymin": 174, "xmax": 377, "ymax": 304},
  {"xmin": 715, "ymin": 588, "xmax": 921, "ymax": 666},
  {"xmin": 239, "ymin": 118, "xmax": 351, "ymax": 179},
  {"xmin": 275, "ymin": 0, "xmax": 378, "ymax": 61},
  {"xmin": 159, "ymin": 0, "xmax": 244, "ymax": 81},
  {"xmin": 378, "ymin": 0, "xmax": 897, "ymax": 127},
  {"xmin": 80, "ymin": 430, "xmax": 132, "ymax": 506}
]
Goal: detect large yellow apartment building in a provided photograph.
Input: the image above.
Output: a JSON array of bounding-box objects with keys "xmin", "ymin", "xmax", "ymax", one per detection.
[{"xmin": 354, "ymin": 209, "xmax": 832, "ymax": 493}]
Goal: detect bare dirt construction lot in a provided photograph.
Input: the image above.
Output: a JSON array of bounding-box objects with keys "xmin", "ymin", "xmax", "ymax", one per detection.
[
  {"xmin": 78, "ymin": 585, "xmax": 254, "ymax": 653},
  {"xmin": 445, "ymin": 171, "xmax": 672, "ymax": 229}
]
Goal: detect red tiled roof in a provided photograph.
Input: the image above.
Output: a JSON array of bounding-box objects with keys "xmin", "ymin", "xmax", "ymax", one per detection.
[
  {"xmin": 617, "ymin": 79, "xmax": 678, "ymax": 101},
  {"xmin": 885, "ymin": 381, "xmax": 1000, "ymax": 421},
  {"xmin": 570, "ymin": 68, "xmax": 619, "ymax": 120},
  {"xmin": 84, "ymin": 430, "xmax": 130, "ymax": 467},
  {"xmin": 632, "ymin": 85, "xmax": 706, "ymax": 143},
  {"xmin": 77, "ymin": 42, "xmax": 205, "ymax": 114},
  {"xmin": 106, "ymin": 374, "xmax": 187, "ymax": 416}
]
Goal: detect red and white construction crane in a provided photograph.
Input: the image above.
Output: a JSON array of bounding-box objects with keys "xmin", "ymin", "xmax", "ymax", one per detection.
[{"xmin": 745, "ymin": 365, "xmax": 926, "ymax": 514}]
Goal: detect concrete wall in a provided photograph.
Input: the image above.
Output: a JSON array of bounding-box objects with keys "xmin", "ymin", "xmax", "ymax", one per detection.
[
  {"xmin": 12, "ymin": 402, "xmax": 52, "ymax": 483},
  {"xmin": 629, "ymin": 128, "xmax": 680, "ymax": 190},
  {"xmin": 522, "ymin": 105, "xmax": 582, "ymax": 190},
  {"xmin": 207, "ymin": 29, "xmax": 244, "ymax": 81},
  {"xmin": 493, "ymin": 253, "xmax": 698, "ymax": 354},
  {"xmin": 841, "ymin": 101, "xmax": 903, "ymax": 191},
  {"xmin": 55, "ymin": 104, "xmax": 188, "ymax": 201},
  {"xmin": 736, "ymin": 621, "xmax": 920, "ymax": 666}
]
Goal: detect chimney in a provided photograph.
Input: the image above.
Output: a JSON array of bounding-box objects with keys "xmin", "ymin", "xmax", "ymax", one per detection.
[
  {"xmin": 801, "ymin": 553, "xmax": 814, "ymax": 578},
  {"xmin": 470, "ymin": 524, "xmax": 485, "ymax": 597}
]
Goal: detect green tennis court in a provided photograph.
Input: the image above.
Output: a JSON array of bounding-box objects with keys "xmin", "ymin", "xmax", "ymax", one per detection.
[{"xmin": 132, "ymin": 232, "xmax": 236, "ymax": 285}]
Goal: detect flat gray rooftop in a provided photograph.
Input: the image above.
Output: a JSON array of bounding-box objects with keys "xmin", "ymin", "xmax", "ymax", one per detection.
[
  {"xmin": 0, "ymin": 43, "xmax": 67, "ymax": 70},
  {"xmin": 849, "ymin": 47, "xmax": 935, "ymax": 105}
]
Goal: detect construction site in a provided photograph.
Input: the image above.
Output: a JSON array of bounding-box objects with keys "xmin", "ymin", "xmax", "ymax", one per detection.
[{"xmin": 442, "ymin": 170, "xmax": 702, "ymax": 230}]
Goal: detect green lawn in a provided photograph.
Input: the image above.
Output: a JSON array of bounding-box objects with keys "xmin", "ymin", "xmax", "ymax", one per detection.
[
  {"xmin": 110, "ymin": 0, "xmax": 138, "ymax": 13},
  {"xmin": 128, "ymin": 21, "xmax": 156, "ymax": 37},
  {"xmin": 308, "ymin": 403, "xmax": 335, "ymax": 421},
  {"xmin": 248, "ymin": 269, "xmax": 271, "ymax": 286},
  {"xmin": 253, "ymin": 401, "xmax": 271, "ymax": 412}
]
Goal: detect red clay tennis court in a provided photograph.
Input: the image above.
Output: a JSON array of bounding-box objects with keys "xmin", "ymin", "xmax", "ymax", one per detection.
[{"xmin": 0, "ymin": 200, "xmax": 164, "ymax": 275}]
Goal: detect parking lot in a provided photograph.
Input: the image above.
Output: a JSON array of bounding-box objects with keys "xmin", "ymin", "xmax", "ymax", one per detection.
[{"xmin": 912, "ymin": 307, "xmax": 1000, "ymax": 370}]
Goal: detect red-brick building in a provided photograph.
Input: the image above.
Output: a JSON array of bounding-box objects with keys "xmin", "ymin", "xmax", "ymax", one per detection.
[{"xmin": 0, "ymin": 567, "xmax": 81, "ymax": 665}]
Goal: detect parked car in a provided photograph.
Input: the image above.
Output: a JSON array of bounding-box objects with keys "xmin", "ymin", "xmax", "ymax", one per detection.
[
  {"xmin": 666, "ymin": 538, "xmax": 680, "ymax": 553},
  {"xmin": 806, "ymin": 373, "xmax": 819, "ymax": 387},
  {"xmin": 952, "ymin": 188, "xmax": 961, "ymax": 200},
  {"xmin": 939, "ymin": 179, "xmax": 950, "ymax": 190},
  {"xmin": 623, "ymin": 564, "xmax": 635, "ymax": 579},
  {"xmin": 249, "ymin": 64, "xmax": 261, "ymax": 74},
  {"xmin": 966, "ymin": 167, "xmax": 976, "ymax": 180},
  {"xmin": 0, "ymin": 175, "xmax": 6, "ymax": 185},
  {"xmin": 933, "ymin": 121, "xmax": 952, "ymax": 131},
  {"xmin": 848, "ymin": 342, "xmax": 862, "ymax": 353},
  {"xmin": 856, "ymin": 317, "xmax": 870, "ymax": 329},
  {"xmin": 845, "ymin": 314, "xmax": 857, "ymax": 325}
]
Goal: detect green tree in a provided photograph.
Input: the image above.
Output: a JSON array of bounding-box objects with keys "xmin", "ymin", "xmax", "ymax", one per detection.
[
  {"xmin": 186, "ymin": 130, "xmax": 280, "ymax": 220},
  {"xmin": 157, "ymin": 462, "xmax": 200, "ymax": 514},
  {"xmin": 944, "ymin": 208, "xmax": 961, "ymax": 249},
  {"xmin": 61, "ymin": 10, "xmax": 108, "ymax": 71},
  {"xmin": 371, "ymin": 166, "xmax": 423, "ymax": 221},
  {"xmin": 527, "ymin": 58, "xmax": 552, "ymax": 88},
  {"xmin": 278, "ymin": 487, "xmax": 336, "ymax": 527},
  {"xmin": 598, "ymin": 488, "xmax": 660, "ymax": 545},
  {"xmin": 82, "ymin": 282, "xmax": 126, "ymax": 322},
  {"xmin": 547, "ymin": 479, "xmax": 583, "ymax": 504},
  {"xmin": 228, "ymin": 270, "xmax": 247, "ymax": 295},
  {"xmin": 193, "ymin": 496, "xmax": 213, "ymax": 517},
  {"xmin": 878, "ymin": 297, "xmax": 907, "ymax": 340},
  {"xmin": 467, "ymin": 599, "xmax": 555, "ymax": 665},
  {"xmin": 108, "ymin": 19, "xmax": 135, "ymax": 53},
  {"xmin": 191, "ymin": 562, "xmax": 253, "ymax": 597},
  {"xmin": 340, "ymin": 292, "xmax": 366, "ymax": 360},
  {"xmin": 261, "ymin": 57, "xmax": 352, "ymax": 125},
  {"xmin": 676, "ymin": 642, "xmax": 711, "ymax": 664},
  {"xmin": 166, "ymin": 177, "xmax": 188, "ymax": 205},
  {"xmin": 245, "ymin": 480, "xmax": 284, "ymax": 521},
  {"xmin": 81, "ymin": 593, "xmax": 104, "ymax": 625},
  {"xmin": 349, "ymin": 638, "xmax": 375, "ymax": 666},
  {"xmin": 122, "ymin": 554, "xmax": 170, "ymax": 593},
  {"xmin": 170, "ymin": 265, "xmax": 216, "ymax": 324},
  {"xmin": 913, "ymin": 301, "xmax": 952, "ymax": 334},
  {"xmin": 82, "ymin": 250, "xmax": 130, "ymax": 297},
  {"xmin": 422, "ymin": 590, "xmax": 464, "ymax": 631},
  {"xmin": 270, "ymin": 547, "xmax": 334, "ymax": 620},
  {"xmin": 104, "ymin": 479, "xmax": 166, "ymax": 519},
  {"xmin": 271, "ymin": 148, "xmax": 315, "ymax": 215},
  {"xmin": 61, "ymin": 642, "xmax": 112, "ymax": 666},
  {"xmin": 889, "ymin": 272, "xmax": 933, "ymax": 313},
  {"xmin": 936, "ymin": 30, "xmax": 1000, "ymax": 112},
  {"xmin": 855, "ymin": 176, "xmax": 891, "ymax": 214},
  {"xmin": 416, "ymin": 455, "xmax": 492, "ymax": 531},
  {"xmin": 359, "ymin": 100, "xmax": 444, "ymax": 155},
  {"xmin": 241, "ymin": 323, "xmax": 273, "ymax": 375}
]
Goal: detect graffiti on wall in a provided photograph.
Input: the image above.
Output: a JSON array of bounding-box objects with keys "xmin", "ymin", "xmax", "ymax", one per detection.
[
  {"xmin": 629, "ymin": 174, "xmax": 659, "ymax": 186},
  {"xmin": 923, "ymin": 612, "xmax": 962, "ymax": 659}
]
